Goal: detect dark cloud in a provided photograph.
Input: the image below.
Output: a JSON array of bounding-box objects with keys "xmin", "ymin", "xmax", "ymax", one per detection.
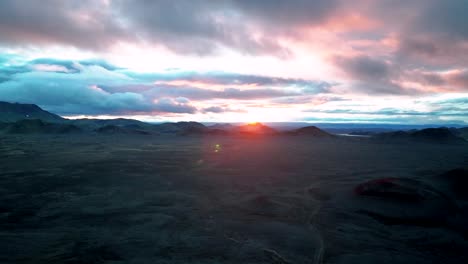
[
  {"xmin": 111, "ymin": 0, "xmax": 340, "ymax": 56},
  {"xmin": 333, "ymin": 53, "xmax": 468, "ymax": 94},
  {"xmin": 326, "ymin": 1, "xmax": 468, "ymax": 95},
  {"xmin": 0, "ymin": 0, "xmax": 467, "ymax": 65},
  {"xmin": 231, "ymin": 0, "xmax": 338, "ymax": 24},
  {"xmin": 0, "ymin": 0, "xmax": 128, "ymax": 50},
  {"xmin": 0, "ymin": 0, "xmax": 341, "ymax": 56},
  {"xmin": 202, "ymin": 106, "xmax": 244, "ymax": 113},
  {"xmin": 399, "ymin": 69, "xmax": 468, "ymax": 92},
  {"xmin": 332, "ymin": 55, "xmax": 414, "ymax": 95},
  {"xmin": 202, "ymin": 106, "xmax": 225, "ymax": 113},
  {"xmin": 366, "ymin": 0, "xmax": 468, "ymax": 67},
  {"xmin": 397, "ymin": 36, "xmax": 468, "ymax": 67},
  {"xmin": 113, "ymin": 0, "xmax": 232, "ymax": 55},
  {"xmin": 407, "ymin": 71, "xmax": 446, "ymax": 87},
  {"xmin": 334, "ymin": 55, "xmax": 392, "ymax": 81},
  {"xmin": 409, "ymin": 0, "xmax": 468, "ymax": 41}
]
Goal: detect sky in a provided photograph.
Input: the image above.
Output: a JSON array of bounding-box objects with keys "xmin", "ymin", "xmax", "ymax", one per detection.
[{"xmin": 0, "ymin": 0, "xmax": 467, "ymax": 124}]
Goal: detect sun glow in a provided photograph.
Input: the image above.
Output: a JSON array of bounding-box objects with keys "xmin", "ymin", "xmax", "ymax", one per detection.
[{"xmin": 248, "ymin": 122, "xmax": 260, "ymax": 125}]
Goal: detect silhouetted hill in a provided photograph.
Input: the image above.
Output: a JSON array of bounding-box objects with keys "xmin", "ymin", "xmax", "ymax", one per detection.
[
  {"xmin": 153, "ymin": 122, "xmax": 208, "ymax": 134},
  {"xmin": 231, "ymin": 123, "xmax": 277, "ymax": 135},
  {"xmin": 375, "ymin": 127, "xmax": 466, "ymax": 143},
  {"xmin": 71, "ymin": 118, "xmax": 150, "ymax": 130},
  {"xmin": 2, "ymin": 119, "xmax": 81, "ymax": 134},
  {"xmin": 95, "ymin": 125, "xmax": 151, "ymax": 135},
  {"xmin": 287, "ymin": 126, "xmax": 334, "ymax": 137},
  {"xmin": 208, "ymin": 123, "xmax": 234, "ymax": 130},
  {"xmin": 0, "ymin": 101, "xmax": 64, "ymax": 122}
]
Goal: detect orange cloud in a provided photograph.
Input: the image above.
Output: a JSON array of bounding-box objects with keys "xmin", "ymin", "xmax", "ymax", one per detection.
[{"xmin": 321, "ymin": 13, "xmax": 379, "ymax": 32}]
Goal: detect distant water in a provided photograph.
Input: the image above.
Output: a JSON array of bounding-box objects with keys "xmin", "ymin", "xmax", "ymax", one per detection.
[{"xmin": 337, "ymin": 133, "xmax": 372, "ymax": 138}]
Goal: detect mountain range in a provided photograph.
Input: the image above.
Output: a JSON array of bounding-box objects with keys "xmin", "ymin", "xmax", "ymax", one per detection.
[
  {"xmin": 0, "ymin": 101, "xmax": 466, "ymax": 142},
  {"xmin": 0, "ymin": 101, "xmax": 64, "ymax": 123}
]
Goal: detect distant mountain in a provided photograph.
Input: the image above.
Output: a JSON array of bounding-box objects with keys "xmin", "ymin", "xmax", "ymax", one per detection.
[
  {"xmin": 95, "ymin": 125, "xmax": 151, "ymax": 135},
  {"xmin": 3, "ymin": 102, "xmax": 465, "ymax": 140},
  {"xmin": 71, "ymin": 118, "xmax": 150, "ymax": 130},
  {"xmin": 0, "ymin": 101, "xmax": 64, "ymax": 123},
  {"xmin": 375, "ymin": 127, "xmax": 466, "ymax": 143},
  {"xmin": 208, "ymin": 123, "xmax": 234, "ymax": 130},
  {"xmin": 287, "ymin": 126, "xmax": 334, "ymax": 137},
  {"xmin": 1, "ymin": 119, "xmax": 81, "ymax": 134},
  {"xmin": 152, "ymin": 121, "xmax": 208, "ymax": 135}
]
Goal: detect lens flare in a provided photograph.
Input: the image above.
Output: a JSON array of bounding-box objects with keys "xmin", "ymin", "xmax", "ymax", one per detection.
[{"xmin": 214, "ymin": 143, "xmax": 222, "ymax": 153}]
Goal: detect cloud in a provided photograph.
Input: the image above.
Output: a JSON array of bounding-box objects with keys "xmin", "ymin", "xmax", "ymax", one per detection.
[
  {"xmin": 0, "ymin": 0, "xmax": 342, "ymax": 56},
  {"xmin": 28, "ymin": 58, "xmax": 121, "ymax": 72},
  {"xmin": 0, "ymin": 72, "xmax": 152, "ymax": 115},
  {"xmin": 404, "ymin": 70, "xmax": 446, "ymax": 87},
  {"xmin": 0, "ymin": 0, "xmax": 464, "ymax": 58},
  {"xmin": 0, "ymin": 0, "xmax": 466, "ymax": 65},
  {"xmin": 0, "ymin": 1, "xmax": 467, "ymax": 124},
  {"xmin": 306, "ymin": 108, "xmax": 432, "ymax": 116},
  {"xmin": 332, "ymin": 53, "xmax": 468, "ymax": 94},
  {"xmin": 202, "ymin": 105, "xmax": 245, "ymax": 113},
  {"xmin": 231, "ymin": 0, "xmax": 338, "ymax": 25},
  {"xmin": 110, "ymin": 0, "xmax": 343, "ymax": 56},
  {"xmin": 202, "ymin": 106, "xmax": 226, "ymax": 113},
  {"xmin": 153, "ymin": 97, "xmax": 197, "ymax": 114},
  {"xmin": 107, "ymin": 71, "xmax": 333, "ymax": 100},
  {"xmin": 0, "ymin": 57, "xmax": 333, "ymax": 115},
  {"xmin": 446, "ymin": 70, "xmax": 468, "ymax": 89},
  {"xmin": 334, "ymin": 55, "xmax": 392, "ymax": 81},
  {"xmin": 143, "ymin": 85, "xmax": 301, "ymax": 101},
  {"xmin": 303, "ymin": 115, "xmax": 467, "ymax": 125},
  {"xmin": 332, "ymin": 55, "xmax": 414, "ymax": 95},
  {"xmin": 356, "ymin": 0, "xmax": 468, "ymax": 67},
  {"xmin": 0, "ymin": 61, "xmax": 183, "ymax": 115},
  {"xmin": 0, "ymin": 0, "xmax": 128, "ymax": 51},
  {"xmin": 31, "ymin": 64, "xmax": 70, "ymax": 73},
  {"xmin": 271, "ymin": 95, "xmax": 346, "ymax": 105},
  {"xmin": 434, "ymin": 97, "xmax": 468, "ymax": 106},
  {"xmin": 154, "ymin": 72, "xmax": 330, "ymax": 90},
  {"xmin": 399, "ymin": 69, "xmax": 468, "ymax": 92}
]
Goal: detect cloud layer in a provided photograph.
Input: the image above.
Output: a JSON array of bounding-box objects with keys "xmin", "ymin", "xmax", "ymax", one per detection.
[
  {"xmin": 0, "ymin": 0, "xmax": 467, "ymax": 123},
  {"xmin": 0, "ymin": 56, "xmax": 332, "ymax": 117}
]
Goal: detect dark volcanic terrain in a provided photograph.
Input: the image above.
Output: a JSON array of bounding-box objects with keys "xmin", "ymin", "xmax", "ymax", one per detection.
[{"xmin": 1, "ymin": 134, "xmax": 467, "ymax": 263}]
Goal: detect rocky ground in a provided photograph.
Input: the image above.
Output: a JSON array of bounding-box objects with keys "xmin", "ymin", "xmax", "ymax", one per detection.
[{"xmin": 0, "ymin": 134, "xmax": 467, "ymax": 263}]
